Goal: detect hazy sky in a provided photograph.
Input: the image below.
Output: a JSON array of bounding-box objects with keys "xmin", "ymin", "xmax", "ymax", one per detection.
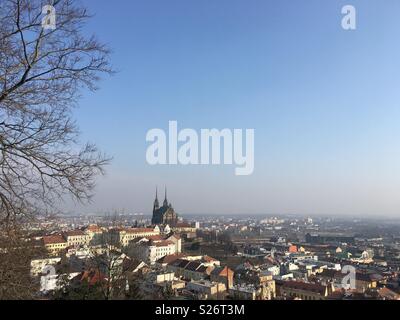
[{"xmin": 66, "ymin": 0, "xmax": 400, "ymax": 217}]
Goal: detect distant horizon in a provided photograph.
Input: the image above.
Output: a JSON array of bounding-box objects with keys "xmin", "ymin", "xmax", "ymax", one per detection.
[{"xmin": 61, "ymin": 210, "xmax": 400, "ymax": 221}]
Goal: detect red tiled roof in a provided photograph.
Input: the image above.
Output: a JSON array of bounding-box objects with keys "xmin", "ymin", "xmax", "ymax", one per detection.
[
  {"xmin": 125, "ymin": 228, "xmax": 155, "ymax": 234},
  {"xmin": 79, "ymin": 270, "xmax": 106, "ymax": 286},
  {"xmin": 43, "ymin": 235, "xmax": 67, "ymax": 245},
  {"xmin": 279, "ymin": 280, "xmax": 327, "ymax": 295},
  {"xmin": 86, "ymin": 225, "xmax": 102, "ymax": 232},
  {"xmin": 153, "ymin": 240, "xmax": 174, "ymax": 247},
  {"xmin": 65, "ymin": 230, "xmax": 86, "ymax": 237},
  {"xmin": 175, "ymin": 223, "xmax": 192, "ymax": 228},
  {"xmin": 146, "ymin": 235, "xmax": 164, "ymax": 241},
  {"xmin": 156, "ymin": 253, "xmax": 187, "ymax": 264},
  {"xmin": 211, "ymin": 266, "xmax": 234, "ymax": 277}
]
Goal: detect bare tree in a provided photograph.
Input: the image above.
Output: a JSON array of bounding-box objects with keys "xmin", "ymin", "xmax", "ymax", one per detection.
[
  {"xmin": 90, "ymin": 248, "xmax": 127, "ymax": 300},
  {"xmin": 0, "ymin": 0, "xmax": 113, "ymax": 228},
  {"xmin": 0, "ymin": 230, "xmax": 47, "ymax": 299}
]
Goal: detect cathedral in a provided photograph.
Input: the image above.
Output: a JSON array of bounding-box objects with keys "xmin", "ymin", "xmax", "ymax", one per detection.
[{"xmin": 151, "ymin": 187, "xmax": 178, "ymax": 226}]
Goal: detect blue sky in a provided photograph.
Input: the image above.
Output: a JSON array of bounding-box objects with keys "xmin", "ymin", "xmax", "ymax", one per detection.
[{"xmin": 68, "ymin": 0, "xmax": 400, "ymax": 216}]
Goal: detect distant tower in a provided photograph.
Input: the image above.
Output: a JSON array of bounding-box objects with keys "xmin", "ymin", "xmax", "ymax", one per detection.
[
  {"xmin": 153, "ymin": 187, "xmax": 159, "ymax": 212},
  {"xmin": 163, "ymin": 186, "xmax": 168, "ymax": 207}
]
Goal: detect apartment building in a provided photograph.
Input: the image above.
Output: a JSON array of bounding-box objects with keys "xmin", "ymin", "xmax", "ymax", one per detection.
[{"xmin": 42, "ymin": 235, "xmax": 68, "ymax": 255}]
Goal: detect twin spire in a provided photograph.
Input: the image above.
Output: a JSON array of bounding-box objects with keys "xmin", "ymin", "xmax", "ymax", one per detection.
[{"xmin": 154, "ymin": 186, "xmax": 168, "ymax": 208}]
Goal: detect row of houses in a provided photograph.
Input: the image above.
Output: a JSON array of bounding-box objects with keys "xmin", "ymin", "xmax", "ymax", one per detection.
[
  {"xmin": 41, "ymin": 225, "xmax": 162, "ymax": 255},
  {"xmin": 165, "ymin": 257, "xmax": 234, "ymax": 288}
]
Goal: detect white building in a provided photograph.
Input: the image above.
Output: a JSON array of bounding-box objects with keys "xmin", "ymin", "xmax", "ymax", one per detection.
[
  {"xmin": 112, "ymin": 227, "xmax": 160, "ymax": 247},
  {"xmin": 40, "ymin": 272, "xmax": 80, "ymax": 293},
  {"xmin": 229, "ymin": 284, "xmax": 258, "ymax": 300},
  {"xmin": 42, "ymin": 235, "xmax": 68, "ymax": 255},
  {"xmin": 147, "ymin": 271, "xmax": 175, "ymax": 284},
  {"xmin": 129, "ymin": 235, "xmax": 182, "ymax": 264},
  {"xmin": 64, "ymin": 230, "xmax": 90, "ymax": 247},
  {"xmin": 142, "ymin": 240, "xmax": 176, "ymax": 264},
  {"xmin": 187, "ymin": 280, "xmax": 226, "ymax": 298},
  {"xmin": 167, "ymin": 234, "xmax": 182, "ymax": 253},
  {"xmin": 266, "ymin": 265, "xmax": 280, "ymax": 276}
]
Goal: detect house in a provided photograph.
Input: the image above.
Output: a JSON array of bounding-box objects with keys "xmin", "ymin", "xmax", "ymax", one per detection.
[
  {"xmin": 265, "ymin": 265, "xmax": 280, "ymax": 276},
  {"xmin": 127, "ymin": 231, "xmax": 182, "ymax": 264},
  {"xmin": 172, "ymin": 222, "xmax": 197, "ymax": 233},
  {"xmin": 113, "ymin": 227, "xmax": 160, "ymax": 247},
  {"xmin": 70, "ymin": 269, "xmax": 107, "ymax": 288},
  {"xmin": 355, "ymin": 272, "xmax": 381, "ymax": 292},
  {"xmin": 233, "ymin": 270, "xmax": 276, "ymax": 300},
  {"xmin": 182, "ymin": 261, "xmax": 214, "ymax": 281},
  {"xmin": 315, "ymin": 269, "xmax": 345, "ymax": 289},
  {"xmin": 259, "ymin": 273, "xmax": 276, "ymax": 300},
  {"xmin": 186, "ymin": 280, "xmax": 226, "ymax": 299},
  {"xmin": 42, "ymin": 235, "xmax": 68, "ymax": 255},
  {"xmin": 122, "ymin": 258, "xmax": 148, "ymax": 274},
  {"xmin": 166, "ymin": 234, "xmax": 182, "ymax": 253},
  {"xmin": 276, "ymin": 280, "xmax": 334, "ymax": 300},
  {"xmin": 377, "ymin": 287, "xmax": 400, "ymax": 300},
  {"xmin": 201, "ymin": 255, "xmax": 220, "ymax": 267},
  {"xmin": 64, "ymin": 230, "xmax": 90, "ymax": 247},
  {"xmin": 129, "ymin": 238, "xmax": 177, "ymax": 264},
  {"xmin": 146, "ymin": 271, "xmax": 175, "ymax": 284},
  {"xmin": 229, "ymin": 284, "xmax": 259, "ymax": 300},
  {"xmin": 167, "ymin": 258, "xmax": 191, "ymax": 277},
  {"xmin": 210, "ymin": 266, "xmax": 234, "ymax": 289},
  {"xmin": 166, "ymin": 258, "xmax": 214, "ymax": 281},
  {"xmin": 155, "ymin": 253, "xmax": 188, "ymax": 268}
]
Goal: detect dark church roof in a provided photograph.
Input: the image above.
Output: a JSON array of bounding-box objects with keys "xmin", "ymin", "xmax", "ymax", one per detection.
[{"xmin": 152, "ymin": 187, "xmax": 178, "ymax": 226}]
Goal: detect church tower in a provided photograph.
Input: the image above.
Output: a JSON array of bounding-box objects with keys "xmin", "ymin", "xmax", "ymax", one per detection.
[
  {"xmin": 163, "ymin": 187, "xmax": 168, "ymax": 207},
  {"xmin": 151, "ymin": 186, "xmax": 178, "ymax": 226},
  {"xmin": 153, "ymin": 187, "xmax": 159, "ymax": 211}
]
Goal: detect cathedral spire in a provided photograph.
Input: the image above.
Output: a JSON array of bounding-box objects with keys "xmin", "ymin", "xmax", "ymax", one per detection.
[
  {"xmin": 153, "ymin": 186, "xmax": 159, "ymax": 210},
  {"xmin": 163, "ymin": 186, "xmax": 168, "ymax": 207}
]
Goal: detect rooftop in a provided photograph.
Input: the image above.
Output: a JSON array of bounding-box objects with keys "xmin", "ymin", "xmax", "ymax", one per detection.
[{"xmin": 43, "ymin": 235, "xmax": 67, "ymax": 245}]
